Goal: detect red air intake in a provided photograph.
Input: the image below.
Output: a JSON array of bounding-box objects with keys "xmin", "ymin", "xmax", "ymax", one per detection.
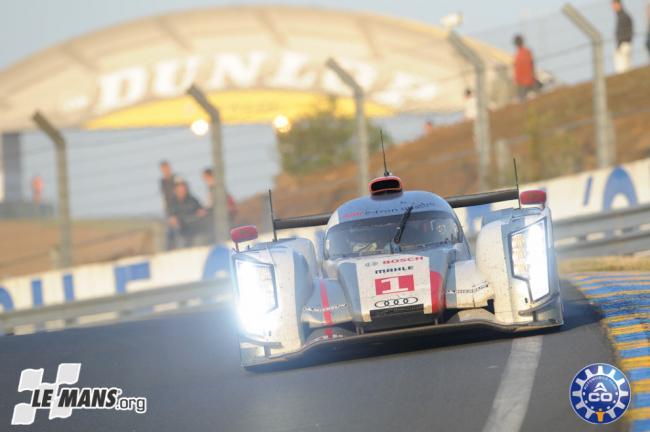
[
  {"xmin": 369, "ymin": 176, "xmax": 403, "ymax": 195},
  {"xmin": 231, "ymin": 225, "xmax": 258, "ymax": 243},
  {"xmin": 520, "ymin": 189, "xmax": 547, "ymax": 207}
]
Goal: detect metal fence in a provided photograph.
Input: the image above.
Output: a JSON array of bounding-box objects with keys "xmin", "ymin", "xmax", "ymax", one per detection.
[
  {"xmin": 0, "ymin": 278, "xmax": 231, "ymax": 335},
  {"xmin": 469, "ymin": 0, "xmax": 650, "ymax": 84},
  {"xmin": 554, "ymin": 203, "xmax": 650, "ymax": 258}
]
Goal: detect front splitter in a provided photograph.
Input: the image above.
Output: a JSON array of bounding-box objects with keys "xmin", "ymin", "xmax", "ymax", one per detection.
[{"xmin": 242, "ymin": 318, "xmax": 562, "ymax": 368}]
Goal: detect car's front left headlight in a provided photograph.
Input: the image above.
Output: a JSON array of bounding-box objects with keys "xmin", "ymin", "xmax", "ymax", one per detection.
[
  {"xmin": 510, "ymin": 219, "xmax": 550, "ymax": 302},
  {"xmin": 233, "ymin": 258, "xmax": 278, "ymax": 336}
]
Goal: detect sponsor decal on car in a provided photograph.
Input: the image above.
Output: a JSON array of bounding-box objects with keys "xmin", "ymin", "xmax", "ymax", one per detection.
[
  {"xmin": 374, "ymin": 296, "xmax": 419, "ymax": 309},
  {"xmin": 375, "ymin": 275, "xmax": 415, "ymax": 295},
  {"xmin": 303, "ymin": 303, "xmax": 349, "ymax": 313},
  {"xmin": 455, "ymin": 281, "xmax": 489, "ymax": 295},
  {"xmin": 382, "ymin": 256, "xmax": 424, "ymax": 264},
  {"xmin": 357, "ymin": 255, "xmax": 432, "ymax": 320},
  {"xmin": 374, "ymin": 266, "xmax": 414, "ymax": 275}
]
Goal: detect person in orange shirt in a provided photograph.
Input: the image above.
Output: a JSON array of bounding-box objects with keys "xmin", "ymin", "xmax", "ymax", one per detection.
[
  {"xmin": 31, "ymin": 175, "xmax": 43, "ymax": 207},
  {"xmin": 513, "ymin": 34, "xmax": 537, "ymax": 102}
]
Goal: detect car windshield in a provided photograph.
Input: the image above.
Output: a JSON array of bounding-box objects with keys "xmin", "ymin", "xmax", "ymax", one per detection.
[{"xmin": 325, "ymin": 210, "xmax": 462, "ymax": 259}]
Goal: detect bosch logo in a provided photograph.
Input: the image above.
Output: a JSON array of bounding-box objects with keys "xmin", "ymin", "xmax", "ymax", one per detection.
[
  {"xmin": 569, "ymin": 363, "xmax": 631, "ymax": 424},
  {"xmin": 374, "ymin": 297, "xmax": 418, "ymax": 308},
  {"xmin": 382, "ymin": 257, "xmax": 423, "ymax": 264}
]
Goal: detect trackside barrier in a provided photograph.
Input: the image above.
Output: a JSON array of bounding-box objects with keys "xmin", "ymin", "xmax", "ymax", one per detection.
[
  {"xmin": 465, "ymin": 204, "xmax": 650, "ymax": 258},
  {"xmin": 0, "ymin": 278, "xmax": 231, "ymax": 335},
  {"xmin": 553, "ymin": 203, "xmax": 650, "ymax": 258}
]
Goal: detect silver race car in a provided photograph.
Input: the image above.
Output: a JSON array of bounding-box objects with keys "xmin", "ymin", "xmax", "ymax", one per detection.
[{"xmin": 229, "ymin": 175, "xmax": 563, "ymax": 368}]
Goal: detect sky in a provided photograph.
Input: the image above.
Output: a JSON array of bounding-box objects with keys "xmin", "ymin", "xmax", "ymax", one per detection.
[{"xmin": 1, "ymin": 0, "xmax": 647, "ymax": 218}]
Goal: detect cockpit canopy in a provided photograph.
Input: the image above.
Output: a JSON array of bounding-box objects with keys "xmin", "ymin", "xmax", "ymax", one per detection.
[{"xmin": 324, "ymin": 210, "xmax": 462, "ymax": 260}]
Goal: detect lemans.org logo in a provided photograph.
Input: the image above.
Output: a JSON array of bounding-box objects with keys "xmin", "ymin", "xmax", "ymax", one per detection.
[
  {"xmin": 569, "ymin": 363, "xmax": 631, "ymax": 424},
  {"xmin": 11, "ymin": 363, "xmax": 146, "ymax": 425}
]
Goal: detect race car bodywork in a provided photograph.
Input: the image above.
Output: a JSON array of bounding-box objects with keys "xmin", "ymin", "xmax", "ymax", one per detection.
[{"xmin": 230, "ymin": 176, "xmax": 563, "ymax": 368}]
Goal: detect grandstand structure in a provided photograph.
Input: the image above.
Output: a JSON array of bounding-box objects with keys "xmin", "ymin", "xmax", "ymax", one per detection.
[{"xmin": 0, "ymin": 5, "xmax": 514, "ymax": 131}]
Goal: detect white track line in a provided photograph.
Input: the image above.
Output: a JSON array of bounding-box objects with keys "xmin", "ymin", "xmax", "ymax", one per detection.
[{"xmin": 482, "ymin": 336, "xmax": 543, "ymax": 432}]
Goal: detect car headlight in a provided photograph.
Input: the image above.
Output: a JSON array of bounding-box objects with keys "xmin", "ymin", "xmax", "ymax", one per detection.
[
  {"xmin": 510, "ymin": 219, "xmax": 549, "ymax": 302},
  {"xmin": 233, "ymin": 259, "xmax": 278, "ymax": 336}
]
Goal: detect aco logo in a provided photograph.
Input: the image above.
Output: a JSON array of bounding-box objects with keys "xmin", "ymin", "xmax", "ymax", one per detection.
[{"xmin": 569, "ymin": 363, "xmax": 631, "ymax": 424}]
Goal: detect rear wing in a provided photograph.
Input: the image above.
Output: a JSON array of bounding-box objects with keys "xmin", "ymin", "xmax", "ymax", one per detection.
[
  {"xmin": 274, "ymin": 213, "xmax": 331, "ymax": 230},
  {"xmin": 272, "ymin": 188, "xmax": 520, "ymax": 232},
  {"xmin": 446, "ymin": 188, "xmax": 519, "ymax": 209}
]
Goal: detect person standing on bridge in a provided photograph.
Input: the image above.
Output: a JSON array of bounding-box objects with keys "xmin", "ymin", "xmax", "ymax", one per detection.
[
  {"xmin": 512, "ymin": 34, "xmax": 538, "ymax": 102},
  {"xmin": 202, "ymin": 168, "xmax": 237, "ymax": 241},
  {"xmin": 463, "ymin": 88, "xmax": 476, "ymax": 120},
  {"xmin": 422, "ymin": 120, "xmax": 435, "ymax": 136},
  {"xmin": 169, "ymin": 176, "xmax": 208, "ymax": 248},
  {"xmin": 31, "ymin": 175, "xmax": 43, "ymax": 208},
  {"xmin": 612, "ymin": 0, "xmax": 634, "ymax": 73},
  {"xmin": 159, "ymin": 160, "xmax": 177, "ymax": 249}
]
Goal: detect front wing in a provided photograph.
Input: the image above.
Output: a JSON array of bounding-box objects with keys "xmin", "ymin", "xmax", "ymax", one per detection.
[{"xmin": 240, "ymin": 312, "xmax": 562, "ymax": 369}]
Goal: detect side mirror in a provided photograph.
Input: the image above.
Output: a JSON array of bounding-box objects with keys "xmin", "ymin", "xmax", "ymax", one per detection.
[
  {"xmin": 231, "ymin": 225, "xmax": 258, "ymax": 251},
  {"xmin": 520, "ymin": 190, "xmax": 547, "ymax": 207}
]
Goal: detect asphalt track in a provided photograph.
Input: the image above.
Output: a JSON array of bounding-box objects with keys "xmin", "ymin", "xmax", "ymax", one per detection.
[{"xmin": 0, "ymin": 281, "xmax": 620, "ymax": 432}]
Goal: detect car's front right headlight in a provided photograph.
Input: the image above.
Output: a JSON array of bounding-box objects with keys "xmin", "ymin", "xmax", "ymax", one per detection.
[
  {"xmin": 233, "ymin": 258, "xmax": 278, "ymax": 336},
  {"xmin": 510, "ymin": 219, "xmax": 550, "ymax": 302}
]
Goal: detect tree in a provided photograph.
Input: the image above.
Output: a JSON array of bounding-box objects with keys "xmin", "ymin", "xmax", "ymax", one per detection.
[{"xmin": 276, "ymin": 97, "xmax": 392, "ymax": 175}]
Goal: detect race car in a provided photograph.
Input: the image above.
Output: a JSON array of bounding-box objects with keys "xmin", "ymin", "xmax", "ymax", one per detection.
[{"xmin": 229, "ymin": 175, "xmax": 563, "ymax": 368}]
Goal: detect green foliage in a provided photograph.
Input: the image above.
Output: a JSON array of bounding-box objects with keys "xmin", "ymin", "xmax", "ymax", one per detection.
[{"xmin": 276, "ymin": 97, "xmax": 392, "ymax": 175}]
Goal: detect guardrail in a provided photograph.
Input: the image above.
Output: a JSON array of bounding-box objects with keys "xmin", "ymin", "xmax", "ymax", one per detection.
[
  {"xmin": 464, "ymin": 204, "xmax": 650, "ymax": 258},
  {"xmin": 553, "ymin": 203, "xmax": 650, "ymax": 258},
  {"xmin": 0, "ymin": 278, "xmax": 231, "ymax": 335}
]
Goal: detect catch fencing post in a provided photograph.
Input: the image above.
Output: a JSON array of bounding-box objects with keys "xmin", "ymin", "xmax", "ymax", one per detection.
[
  {"xmin": 32, "ymin": 112, "xmax": 72, "ymax": 268},
  {"xmin": 562, "ymin": 3, "xmax": 616, "ymax": 168},
  {"xmin": 448, "ymin": 31, "xmax": 491, "ymax": 190},
  {"xmin": 325, "ymin": 58, "xmax": 369, "ymax": 196},
  {"xmin": 187, "ymin": 85, "xmax": 229, "ymax": 243}
]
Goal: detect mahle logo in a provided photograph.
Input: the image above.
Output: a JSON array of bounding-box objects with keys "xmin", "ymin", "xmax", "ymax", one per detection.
[{"xmin": 12, "ymin": 363, "xmax": 147, "ymax": 425}]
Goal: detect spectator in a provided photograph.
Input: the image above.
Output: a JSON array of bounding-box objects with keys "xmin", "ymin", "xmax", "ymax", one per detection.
[
  {"xmin": 168, "ymin": 176, "xmax": 208, "ymax": 248},
  {"xmin": 159, "ymin": 160, "xmax": 177, "ymax": 249},
  {"xmin": 463, "ymin": 88, "xmax": 476, "ymax": 120},
  {"xmin": 513, "ymin": 34, "xmax": 537, "ymax": 102},
  {"xmin": 31, "ymin": 175, "xmax": 43, "ymax": 206},
  {"xmin": 423, "ymin": 120, "xmax": 435, "ymax": 135},
  {"xmin": 202, "ymin": 168, "xmax": 238, "ymax": 233},
  {"xmin": 612, "ymin": 0, "xmax": 633, "ymax": 73}
]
